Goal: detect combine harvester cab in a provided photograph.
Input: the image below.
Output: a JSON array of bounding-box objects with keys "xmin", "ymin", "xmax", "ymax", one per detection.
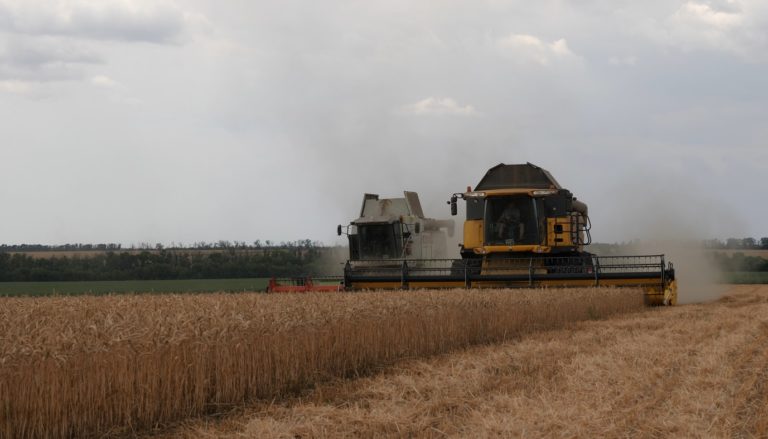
[
  {"xmin": 343, "ymin": 163, "xmax": 677, "ymax": 306},
  {"xmin": 268, "ymin": 191, "xmax": 454, "ymax": 293},
  {"xmin": 338, "ymin": 191, "xmax": 456, "ymax": 289}
]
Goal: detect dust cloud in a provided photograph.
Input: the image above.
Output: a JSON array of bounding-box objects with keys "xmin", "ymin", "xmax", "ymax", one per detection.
[
  {"xmin": 590, "ymin": 173, "xmax": 746, "ymax": 304},
  {"xmin": 623, "ymin": 240, "xmax": 724, "ymax": 304},
  {"xmin": 314, "ymin": 246, "xmax": 349, "ymax": 277}
]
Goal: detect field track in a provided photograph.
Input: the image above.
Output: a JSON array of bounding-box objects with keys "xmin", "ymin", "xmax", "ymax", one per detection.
[{"xmin": 160, "ymin": 285, "xmax": 768, "ymax": 438}]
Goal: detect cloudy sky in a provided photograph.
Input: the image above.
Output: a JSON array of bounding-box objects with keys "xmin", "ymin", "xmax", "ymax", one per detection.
[{"xmin": 1, "ymin": 0, "xmax": 766, "ymax": 247}]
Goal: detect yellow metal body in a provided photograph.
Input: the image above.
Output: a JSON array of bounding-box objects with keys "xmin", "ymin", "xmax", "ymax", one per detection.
[
  {"xmin": 461, "ymin": 193, "xmax": 586, "ymax": 256},
  {"xmin": 463, "ymin": 220, "xmax": 484, "ymax": 249},
  {"xmin": 547, "ymin": 217, "xmax": 574, "ymax": 247}
]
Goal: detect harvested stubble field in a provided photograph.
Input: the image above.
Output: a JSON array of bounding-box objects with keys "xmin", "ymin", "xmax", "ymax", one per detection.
[
  {"xmin": 0, "ymin": 288, "xmax": 643, "ymax": 438},
  {"xmin": 157, "ymin": 285, "xmax": 768, "ymax": 438}
]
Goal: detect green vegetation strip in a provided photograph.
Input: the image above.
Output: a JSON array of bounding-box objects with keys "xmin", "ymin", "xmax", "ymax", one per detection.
[
  {"xmin": 0, "ymin": 278, "xmax": 271, "ymax": 296},
  {"xmin": 722, "ymin": 272, "xmax": 768, "ymax": 284}
]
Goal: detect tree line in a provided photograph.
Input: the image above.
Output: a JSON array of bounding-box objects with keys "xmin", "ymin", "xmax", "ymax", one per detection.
[
  {"xmin": 0, "ymin": 245, "xmax": 338, "ymax": 282},
  {"xmin": 703, "ymin": 238, "xmax": 768, "ymax": 250},
  {"xmin": 3, "ymin": 238, "xmax": 768, "ymax": 281},
  {"xmin": 703, "ymin": 238, "xmax": 768, "ymax": 272},
  {"xmin": 0, "ymin": 240, "xmax": 322, "ymax": 252},
  {"xmin": 709, "ymin": 252, "xmax": 768, "ymax": 273}
]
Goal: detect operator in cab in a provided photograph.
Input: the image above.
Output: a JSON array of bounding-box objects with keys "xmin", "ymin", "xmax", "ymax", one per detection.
[{"xmin": 496, "ymin": 203, "xmax": 525, "ymax": 244}]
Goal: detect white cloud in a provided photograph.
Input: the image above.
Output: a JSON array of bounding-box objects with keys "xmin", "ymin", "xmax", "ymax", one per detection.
[
  {"xmin": 496, "ymin": 34, "xmax": 577, "ymax": 65},
  {"xmin": 676, "ymin": 2, "xmax": 742, "ymax": 29},
  {"xmin": 0, "ymin": 79, "xmax": 31, "ymax": 94},
  {"xmin": 402, "ymin": 97, "xmax": 479, "ymax": 116},
  {"xmin": 657, "ymin": 0, "xmax": 768, "ymax": 57},
  {"xmin": 89, "ymin": 75, "xmax": 117, "ymax": 88}
]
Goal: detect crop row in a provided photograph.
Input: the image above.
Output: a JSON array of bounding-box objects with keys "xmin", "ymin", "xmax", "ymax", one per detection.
[{"xmin": 0, "ymin": 288, "xmax": 645, "ymax": 438}]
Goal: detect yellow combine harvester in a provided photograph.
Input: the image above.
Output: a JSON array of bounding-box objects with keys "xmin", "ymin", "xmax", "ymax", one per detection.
[{"xmin": 340, "ymin": 163, "xmax": 677, "ymax": 305}]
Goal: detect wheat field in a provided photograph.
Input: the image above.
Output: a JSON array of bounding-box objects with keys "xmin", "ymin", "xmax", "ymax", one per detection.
[
  {"xmin": 162, "ymin": 285, "xmax": 768, "ymax": 438},
  {"xmin": 0, "ymin": 288, "xmax": 643, "ymax": 438}
]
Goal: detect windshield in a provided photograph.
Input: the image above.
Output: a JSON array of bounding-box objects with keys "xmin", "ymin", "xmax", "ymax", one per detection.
[
  {"xmin": 355, "ymin": 224, "xmax": 400, "ymax": 259},
  {"xmin": 485, "ymin": 197, "xmax": 540, "ymax": 245}
]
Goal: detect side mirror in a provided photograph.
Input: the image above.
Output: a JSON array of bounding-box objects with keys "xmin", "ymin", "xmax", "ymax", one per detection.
[
  {"xmin": 449, "ymin": 196, "xmax": 458, "ymax": 216},
  {"xmin": 414, "ymin": 222, "xmax": 421, "ymax": 234},
  {"xmin": 337, "ymin": 225, "xmax": 342, "ymax": 236}
]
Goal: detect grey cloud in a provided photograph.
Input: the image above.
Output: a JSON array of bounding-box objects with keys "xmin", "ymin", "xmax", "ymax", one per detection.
[
  {"xmin": 1, "ymin": 0, "xmax": 767, "ymax": 245},
  {"xmin": 0, "ymin": 1, "xmax": 208, "ymax": 91},
  {"xmin": 0, "ymin": 35, "xmax": 102, "ymax": 82},
  {"xmin": 0, "ymin": 36, "xmax": 101, "ymax": 66},
  {"xmin": 204, "ymin": 0, "xmax": 768, "ymax": 243},
  {"xmin": 0, "ymin": 0, "xmax": 193, "ymax": 44}
]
